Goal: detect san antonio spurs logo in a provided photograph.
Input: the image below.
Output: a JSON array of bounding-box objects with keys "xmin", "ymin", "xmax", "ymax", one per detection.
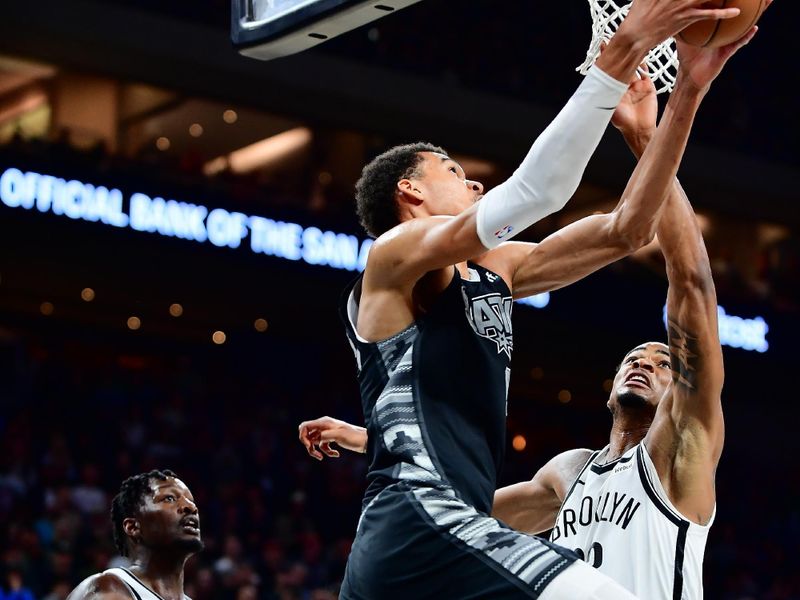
[{"xmin": 462, "ymin": 289, "xmax": 514, "ymax": 358}]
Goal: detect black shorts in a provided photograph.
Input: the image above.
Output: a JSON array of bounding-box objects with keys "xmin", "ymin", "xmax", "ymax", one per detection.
[{"xmin": 340, "ymin": 483, "xmax": 577, "ymax": 599}]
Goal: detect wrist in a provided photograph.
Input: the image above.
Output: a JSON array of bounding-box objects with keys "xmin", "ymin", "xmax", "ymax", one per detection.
[
  {"xmin": 622, "ymin": 128, "xmax": 655, "ymax": 156},
  {"xmin": 357, "ymin": 426, "xmax": 368, "ymax": 453},
  {"xmin": 596, "ymin": 30, "xmax": 648, "ymax": 83},
  {"xmin": 673, "ymin": 72, "xmax": 709, "ymax": 103}
]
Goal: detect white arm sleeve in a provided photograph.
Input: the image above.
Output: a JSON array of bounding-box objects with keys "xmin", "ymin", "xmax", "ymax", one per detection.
[{"xmin": 476, "ymin": 65, "xmax": 629, "ymax": 249}]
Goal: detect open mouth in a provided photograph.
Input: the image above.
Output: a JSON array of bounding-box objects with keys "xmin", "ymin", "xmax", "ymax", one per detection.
[
  {"xmin": 180, "ymin": 517, "xmax": 200, "ymax": 533},
  {"xmin": 624, "ymin": 373, "xmax": 650, "ymax": 389}
]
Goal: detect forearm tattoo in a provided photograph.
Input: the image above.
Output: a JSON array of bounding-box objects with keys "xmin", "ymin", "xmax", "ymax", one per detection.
[{"xmin": 667, "ymin": 319, "xmax": 699, "ymax": 391}]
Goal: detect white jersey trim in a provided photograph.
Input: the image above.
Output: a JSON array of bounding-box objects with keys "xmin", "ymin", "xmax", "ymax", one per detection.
[
  {"xmin": 102, "ymin": 568, "xmax": 191, "ymax": 600},
  {"xmin": 639, "ymin": 443, "xmax": 717, "ymax": 529},
  {"xmin": 552, "ymin": 448, "xmax": 603, "ymax": 531}
]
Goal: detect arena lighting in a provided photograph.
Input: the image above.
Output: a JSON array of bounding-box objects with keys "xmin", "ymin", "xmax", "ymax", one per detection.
[
  {"xmin": 203, "ymin": 127, "xmax": 312, "ymax": 176},
  {"xmin": 516, "ymin": 292, "xmax": 550, "ymax": 309},
  {"xmin": 0, "ymin": 166, "xmax": 549, "ymax": 309},
  {"xmin": 0, "ymin": 86, "xmax": 47, "ymax": 124},
  {"xmin": 662, "ymin": 304, "xmax": 769, "ymax": 353}
]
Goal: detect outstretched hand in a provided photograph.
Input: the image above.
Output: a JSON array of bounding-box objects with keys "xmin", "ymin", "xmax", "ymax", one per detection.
[
  {"xmin": 620, "ymin": 0, "xmax": 745, "ymax": 51},
  {"xmin": 612, "ymin": 71, "xmax": 658, "ymax": 139},
  {"xmin": 676, "ymin": 0, "xmax": 772, "ymax": 93},
  {"xmin": 298, "ymin": 416, "xmax": 367, "ymax": 460}
]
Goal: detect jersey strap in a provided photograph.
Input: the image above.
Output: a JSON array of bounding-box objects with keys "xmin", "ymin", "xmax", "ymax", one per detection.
[
  {"xmin": 102, "ymin": 568, "xmax": 190, "ymax": 600},
  {"xmin": 552, "ymin": 447, "xmax": 605, "ymax": 527}
]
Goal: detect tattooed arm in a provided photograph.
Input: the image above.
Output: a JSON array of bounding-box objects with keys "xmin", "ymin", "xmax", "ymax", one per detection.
[
  {"xmin": 611, "ymin": 30, "xmax": 763, "ymax": 524},
  {"xmin": 634, "ymin": 162, "xmax": 723, "ymax": 527},
  {"xmin": 642, "ymin": 179, "xmax": 724, "ymax": 525},
  {"xmin": 619, "ymin": 97, "xmax": 723, "ymax": 523}
]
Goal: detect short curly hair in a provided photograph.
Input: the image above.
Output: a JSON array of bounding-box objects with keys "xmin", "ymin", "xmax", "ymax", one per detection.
[
  {"xmin": 111, "ymin": 469, "xmax": 177, "ymax": 557},
  {"xmin": 355, "ymin": 142, "xmax": 447, "ymax": 238}
]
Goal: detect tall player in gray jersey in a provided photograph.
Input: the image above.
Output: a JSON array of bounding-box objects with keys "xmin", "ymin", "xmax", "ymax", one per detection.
[
  {"xmin": 300, "ymin": 13, "xmax": 765, "ymax": 600},
  {"xmin": 67, "ymin": 470, "xmax": 201, "ymax": 600},
  {"xmin": 314, "ymin": 3, "xmax": 752, "ymax": 598}
]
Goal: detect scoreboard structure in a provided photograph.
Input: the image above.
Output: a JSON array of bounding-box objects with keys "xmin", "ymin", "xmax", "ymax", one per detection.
[{"xmin": 231, "ymin": 0, "xmax": 424, "ymax": 61}]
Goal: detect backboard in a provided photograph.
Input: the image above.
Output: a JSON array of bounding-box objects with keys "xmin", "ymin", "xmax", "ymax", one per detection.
[{"xmin": 232, "ymin": 0, "xmax": 424, "ymax": 61}]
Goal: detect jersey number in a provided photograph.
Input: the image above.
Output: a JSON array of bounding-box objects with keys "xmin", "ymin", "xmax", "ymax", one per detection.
[{"xmin": 573, "ymin": 542, "xmax": 604, "ymax": 568}]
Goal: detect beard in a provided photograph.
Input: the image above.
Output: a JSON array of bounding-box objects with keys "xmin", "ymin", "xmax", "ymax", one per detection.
[
  {"xmin": 617, "ymin": 390, "xmax": 649, "ymax": 409},
  {"xmin": 175, "ymin": 536, "xmax": 205, "ymax": 554}
]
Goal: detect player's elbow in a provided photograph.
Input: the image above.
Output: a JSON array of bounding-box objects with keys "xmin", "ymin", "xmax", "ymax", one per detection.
[
  {"xmin": 609, "ymin": 210, "xmax": 657, "ymax": 254},
  {"xmin": 667, "ymin": 262, "xmax": 716, "ymax": 296}
]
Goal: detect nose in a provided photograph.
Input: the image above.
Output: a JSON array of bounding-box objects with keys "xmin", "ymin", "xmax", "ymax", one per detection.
[
  {"xmin": 466, "ymin": 179, "xmax": 484, "ymax": 194},
  {"xmin": 632, "ymin": 358, "xmax": 655, "ymax": 373},
  {"xmin": 180, "ymin": 498, "xmax": 198, "ymax": 514}
]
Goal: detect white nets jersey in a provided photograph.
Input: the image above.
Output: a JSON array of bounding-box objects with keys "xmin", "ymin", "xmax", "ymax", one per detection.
[
  {"xmin": 549, "ymin": 443, "xmax": 714, "ymax": 600},
  {"xmin": 103, "ymin": 568, "xmax": 191, "ymax": 600}
]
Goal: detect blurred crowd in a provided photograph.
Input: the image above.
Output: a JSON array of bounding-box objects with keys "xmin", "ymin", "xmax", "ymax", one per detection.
[
  {"xmin": 0, "ymin": 326, "xmax": 365, "ymax": 600},
  {"xmin": 1, "ymin": 308, "xmax": 799, "ymax": 599}
]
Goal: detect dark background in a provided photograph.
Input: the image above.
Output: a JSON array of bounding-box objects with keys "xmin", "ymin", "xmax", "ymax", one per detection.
[{"xmin": 0, "ymin": 1, "xmax": 798, "ymax": 598}]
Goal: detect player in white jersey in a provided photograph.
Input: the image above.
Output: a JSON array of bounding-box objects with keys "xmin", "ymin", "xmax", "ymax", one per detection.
[
  {"xmin": 67, "ymin": 469, "xmax": 201, "ymax": 600},
  {"xmin": 490, "ymin": 39, "xmax": 755, "ymax": 596},
  {"xmin": 297, "ymin": 14, "xmax": 770, "ymax": 596}
]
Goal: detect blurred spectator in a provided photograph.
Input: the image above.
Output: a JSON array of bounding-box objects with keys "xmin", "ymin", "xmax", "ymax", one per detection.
[
  {"xmin": 0, "ymin": 571, "xmax": 34, "ymax": 600},
  {"xmin": 71, "ymin": 465, "xmax": 106, "ymax": 515}
]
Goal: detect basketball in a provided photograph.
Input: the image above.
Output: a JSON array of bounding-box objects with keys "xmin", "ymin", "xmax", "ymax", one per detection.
[{"xmin": 679, "ymin": 0, "xmax": 767, "ymax": 47}]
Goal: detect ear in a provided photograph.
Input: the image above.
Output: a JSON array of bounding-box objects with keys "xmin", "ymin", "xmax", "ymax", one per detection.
[
  {"xmin": 123, "ymin": 517, "xmax": 140, "ymax": 541},
  {"xmin": 396, "ymin": 178, "xmax": 424, "ymax": 207}
]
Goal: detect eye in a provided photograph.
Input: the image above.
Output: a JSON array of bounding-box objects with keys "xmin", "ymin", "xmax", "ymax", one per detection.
[
  {"xmin": 449, "ymin": 166, "xmax": 458, "ymax": 174},
  {"xmin": 659, "ymin": 361, "xmax": 671, "ymax": 369},
  {"xmin": 164, "ymin": 495, "xmax": 176, "ymax": 502},
  {"xmin": 625, "ymin": 356, "xmax": 636, "ymax": 364}
]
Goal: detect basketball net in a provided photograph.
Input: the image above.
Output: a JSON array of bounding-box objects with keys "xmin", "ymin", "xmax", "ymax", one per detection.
[{"xmin": 578, "ymin": 0, "xmax": 679, "ymax": 94}]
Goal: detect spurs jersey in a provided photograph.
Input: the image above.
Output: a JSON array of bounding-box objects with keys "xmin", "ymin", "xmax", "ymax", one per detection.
[
  {"xmin": 338, "ymin": 264, "xmax": 577, "ymax": 599},
  {"xmin": 102, "ymin": 568, "xmax": 191, "ymax": 600},
  {"xmin": 549, "ymin": 443, "xmax": 714, "ymax": 600}
]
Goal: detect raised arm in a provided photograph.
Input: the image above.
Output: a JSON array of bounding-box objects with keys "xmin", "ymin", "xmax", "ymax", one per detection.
[
  {"xmin": 367, "ymin": 1, "xmax": 743, "ymax": 290},
  {"xmin": 640, "ymin": 37, "xmax": 761, "ymax": 520},
  {"xmin": 505, "ymin": 15, "xmax": 759, "ymax": 300},
  {"xmin": 505, "ymin": 67, "xmax": 704, "ymax": 297},
  {"xmin": 613, "ymin": 21, "xmax": 768, "ymax": 522}
]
